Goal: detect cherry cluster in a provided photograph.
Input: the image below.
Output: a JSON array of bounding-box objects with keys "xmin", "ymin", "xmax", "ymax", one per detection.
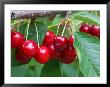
[
  {"xmin": 11, "ymin": 31, "xmax": 77, "ymax": 64},
  {"xmin": 80, "ymin": 23, "xmax": 100, "ymax": 37}
]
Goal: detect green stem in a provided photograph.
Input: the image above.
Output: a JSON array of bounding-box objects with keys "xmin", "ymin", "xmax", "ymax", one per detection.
[
  {"xmin": 61, "ymin": 21, "xmax": 68, "ymax": 36},
  {"xmin": 17, "ymin": 20, "xmax": 21, "ymax": 32},
  {"xmin": 60, "ymin": 62, "xmax": 63, "ymax": 77},
  {"xmin": 34, "ymin": 23, "xmax": 40, "ymax": 48},
  {"xmin": 48, "ymin": 24, "xmax": 57, "ymax": 29},
  {"xmin": 42, "ymin": 18, "xmax": 46, "ymax": 25},
  {"xmin": 57, "ymin": 19, "xmax": 63, "ymax": 36},
  {"xmin": 56, "ymin": 23, "xmax": 61, "ymax": 36},
  {"xmin": 25, "ymin": 19, "xmax": 31, "ymax": 40}
]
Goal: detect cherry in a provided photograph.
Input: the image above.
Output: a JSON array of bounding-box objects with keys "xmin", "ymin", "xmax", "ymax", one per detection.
[
  {"xmin": 69, "ymin": 35, "xmax": 74, "ymax": 46},
  {"xmin": 53, "ymin": 36, "xmax": 69, "ymax": 51},
  {"xmin": 46, "ymin": 44, "xmax": 60, "ymax": 60},
  {"xmin": 90, "ymin": 25, "xmax": 100, "ymax": 37},
  {"xmin": 43, "ymin": 31, "xmax": 56, "ymax": 45},
  {"xmin": 60, "ymin": 46, "xmax": 76, "ymax": 64},
  {"xmin": 34, "ymin": 45, "xmax": 50, "ymax": 64},
  {"xmin": 16, "ymin": 49, "xmax": 31, "ymax": 64},
  {"xmin": 11, "ymin": 32, "xmax": 24, "ymax": 48},
  {"xmin": 80, "ymin": 23, "xmax": 90, "ymax": 33},
  {"xmin": 20, "ymin": 40, "xmax": 38, "ymax": 58}
]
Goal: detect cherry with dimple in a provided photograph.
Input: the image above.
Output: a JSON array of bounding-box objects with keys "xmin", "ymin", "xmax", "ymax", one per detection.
[
  {"xmin": 11, "ymin": 32, "xmax": 25, "ymax": 48},
  {"xmin": 34, "ymin": 45, "xmax": 50, "ymax": 64},
  {"xmin": 43, "ymin": 31, "xmax": 56, "ymax": 45},
  {"xmin": 90, "ymin": 25, "xmax": 100, "ymax": 37},
  {"xmin": 60, "ymin": 46, "xmax": 77, "ymax": 64},
  {"xmin": 20, "ymin": 40, "xmax": 38, "ymax": 58},
  {"xmin": 80, "ymin": 23, "xmax": 90, "ymax": 33},
  {"xmin": 46, "ymin": 43, "xmax": 60, "ymax": 60},
  {"xmin": 53, "ymin": 36, "xmax": 69, "ymax": 51},
  {"xmin": 16, "ymin": 49, "xmax": 31, "ymax": 64}
]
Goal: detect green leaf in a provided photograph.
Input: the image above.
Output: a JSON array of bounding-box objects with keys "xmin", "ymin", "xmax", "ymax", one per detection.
[
  {"xmin": 40, "ymin": 60, "xmax": 62, "ymax": 77},
  {"xmin": 35, "ymin": 20, "xmax": 48, "ymax": 45},
  {"xmin": 11, "ymin": 49, "xmax": 22, "ymax": 66},
  {"xmin": 74, "ymin": 32, "xmax": 100, "ymax": 77},
  {"xmin": 18, "ymin": 19, "xmax": 48, "ymax": 45},
  {"xmin": 73, "ymin": 12, "xmax": 100, "ymax": 25},
  {"xmin": 26, "ymin": 58, "xmax": 44, "ymax": 77},
  {"xmin": 61, "ymin": 59, "xmax": 79, "ymax": 77},
  {"xmin": 11, "ymin": 64, "xmax": 28, "ymax": 77},
  {"xmin": 52, "ymin": 14, "xmax": 63, "ymax": 25}
]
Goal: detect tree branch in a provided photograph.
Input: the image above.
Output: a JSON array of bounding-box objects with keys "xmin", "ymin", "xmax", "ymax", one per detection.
[{"xmin": 11, "ymin": 10, "xmax": 67, "ymax": 19}]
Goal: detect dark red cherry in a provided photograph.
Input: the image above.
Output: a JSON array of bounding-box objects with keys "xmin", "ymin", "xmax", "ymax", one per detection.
[
  {"xmin": 69, "ymin": 35, "xmax": 74, "ymax": 46},
  {"xmin": 20, "ymin": 40, "xmax": 38, "ymax": 58},
  {"xmin": 90, "ymin": 25, "xmax": 100, "ymax": 37},
  {"xmin": 80, "ymin": 23, "xmax": 90, "ymax": 33},
  {"xmin": 53, "ymin": 36, "xmax": 69, "ymax": 51},
  {"xmin": 46, "ymin": 44, "xmax": 59, "ymax": 60},
  {"xmin": 34, "ymin": 45, "xmax": 50, "ymax": 64},
  {"xmin": 60, "ymin": 46, "xmax": 77, "ymax": 64},
  {"xmin": 43, "ymin": 31, "xmax": 56, "ymax": 45},
  {"xmin": 16, "ymin": 50, "xmax": 31, "ymax": 64},
  {"xmin": 11, "ymin": 32, "xmax": 24, "ymax": 48}
]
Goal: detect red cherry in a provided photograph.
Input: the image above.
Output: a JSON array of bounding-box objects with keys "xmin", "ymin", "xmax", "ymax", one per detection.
[
  {"xmin": 53, "ymin": 36, "xmax": 69, "ymax": 51},
  {"xmin": 69, "ymin": 35, "xmax": 74, "ymax": 46},
  {"xmin": 11, "ymin": 32, "xmax": 24, "ymax": 48},
  {"xmin": 60, "ymin": 46, "xmax": 77, "ymax": 64},
  {"xmin": 16, "ymin": 49, "xmax": 31, "ymax": 64},
  {"xmin": 46, "ymin": 44, "xmax": 60, "ymax": 60},
  {"xmin": 90, "ymin": 25, "xmax": 100, "ymax": 37},
  {"xmin": 80, "ymin": 23, "xmax": 90, "ymax": 33},
  {"xmin": 43, "ymin": 31, "xmax": 56, "ymax": 45},
  {"xmin": 20, "ymin": 40, "xmax": 38, "ymax": 58},
  {"xmin": 34, "ymin": 45, "xmax": 50, "ymax": 64}
]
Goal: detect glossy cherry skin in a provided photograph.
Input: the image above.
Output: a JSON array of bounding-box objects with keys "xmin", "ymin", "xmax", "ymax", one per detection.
[
  {"xmin": 34, "ymin": 45, "xmax": 50, "ymax": 64},
  {"xmin": 69, "ymin": 35, "xmax": 74, "ymax": 46},
  {"xmin": 90, "ymin": 25, "xmax": 100, "ymax": 37},
  {"xmin": 60, "ymin": 46, "xmax": 77, "ymax": 64},
  {"xmin": 80, "ymin": 23, "xmax": 90, "ymax": 33},
  {"xmin": 43, "ymin": 31, "xmax": 56, "ymax": 45},
  {"xmin": 16, "ymin": 49, "xmax": 31, "ymax": 64},
  {"xmin": 11, "ymin": 32, "xmax": 25, "ymax": 48},
  {"xmin": 53, "ymin": 36, "xmax": 69, "ymax": 51},
  {"xmin": 46, "ymin": 44, "xmax": 60, "ymax": 60},
  {"xmin": 20, "ymin": 40, "xmax": 38, "ymax": 58}
]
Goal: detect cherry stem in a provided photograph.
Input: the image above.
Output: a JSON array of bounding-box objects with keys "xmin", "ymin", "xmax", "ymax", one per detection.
[
  {"xmin": 56, "ymin": 23, "xmax": 60, "ymax": 36},
  {"xmin": 61, "ymin": 20, "xmax": 68, "ymax": 36},
  {"xmin": 60, "ymin": 62, "xmax": 63, "ymax": 77},
  {"xmin": 17, "ymin": 20, "xmax": 21, "ymax": 32},
  {"xmin": 34, "ymin": 22, "xmax": 40, "ymax": 48},
  {"xmin": 25, "ymin": 19, "xmax": 31, "ymax": 40},
  {"xmin": 56, "ymin": 19, "xmax": 63, "ymax": 36},
  {"xmin": 42, "ymin": 18, "xmax": 46, "ymax": 25}
]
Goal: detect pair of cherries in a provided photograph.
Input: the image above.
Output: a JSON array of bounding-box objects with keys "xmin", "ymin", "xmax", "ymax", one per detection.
[
  {"xmin": 80, "ymin": 23, "xmax": 100, "ymax": 37},
  {"xmin": 11, "ymin": 30, "xmax": 76, "ymax": 64}
]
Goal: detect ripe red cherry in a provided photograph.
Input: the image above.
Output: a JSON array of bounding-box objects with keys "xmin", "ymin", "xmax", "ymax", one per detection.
[
  {"xmin": 90, "ymin": 25, "xmax": 100, "ymax": 37},
  {"xmin": 69, "ymin": 35, "xmax": 74, "ymax": 46},
  {"xmin": 80, "ymin": 23, "xmax": 90, "ymax": 33},
  {"xmin": 11, "ymin": 32, "xmax": 24, "ymax": 48},
  {"xmin": 34, "ymin": 45, "xmax": 50, "ymax": 64},
  {"xmin": 43, "ymin": 31, "xmax": 56, "ymax": 45},
  {"xmin": 60, "ymin": 46, "xmax": 77, "ymax": 64},
  {"xmin": 16, "ymin": 50, "xmax": 31, "ymax": 64},
  {"xmin": 20, "ymin": 40, "xmax": 38, "ymax": 58},
  {"xmin": 46, "ymin": 44, "xmax": 60, "ymax": 60},
  {"xmin": 54, "ymin": 36, "xmax": 69, "ymax": 51}
]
